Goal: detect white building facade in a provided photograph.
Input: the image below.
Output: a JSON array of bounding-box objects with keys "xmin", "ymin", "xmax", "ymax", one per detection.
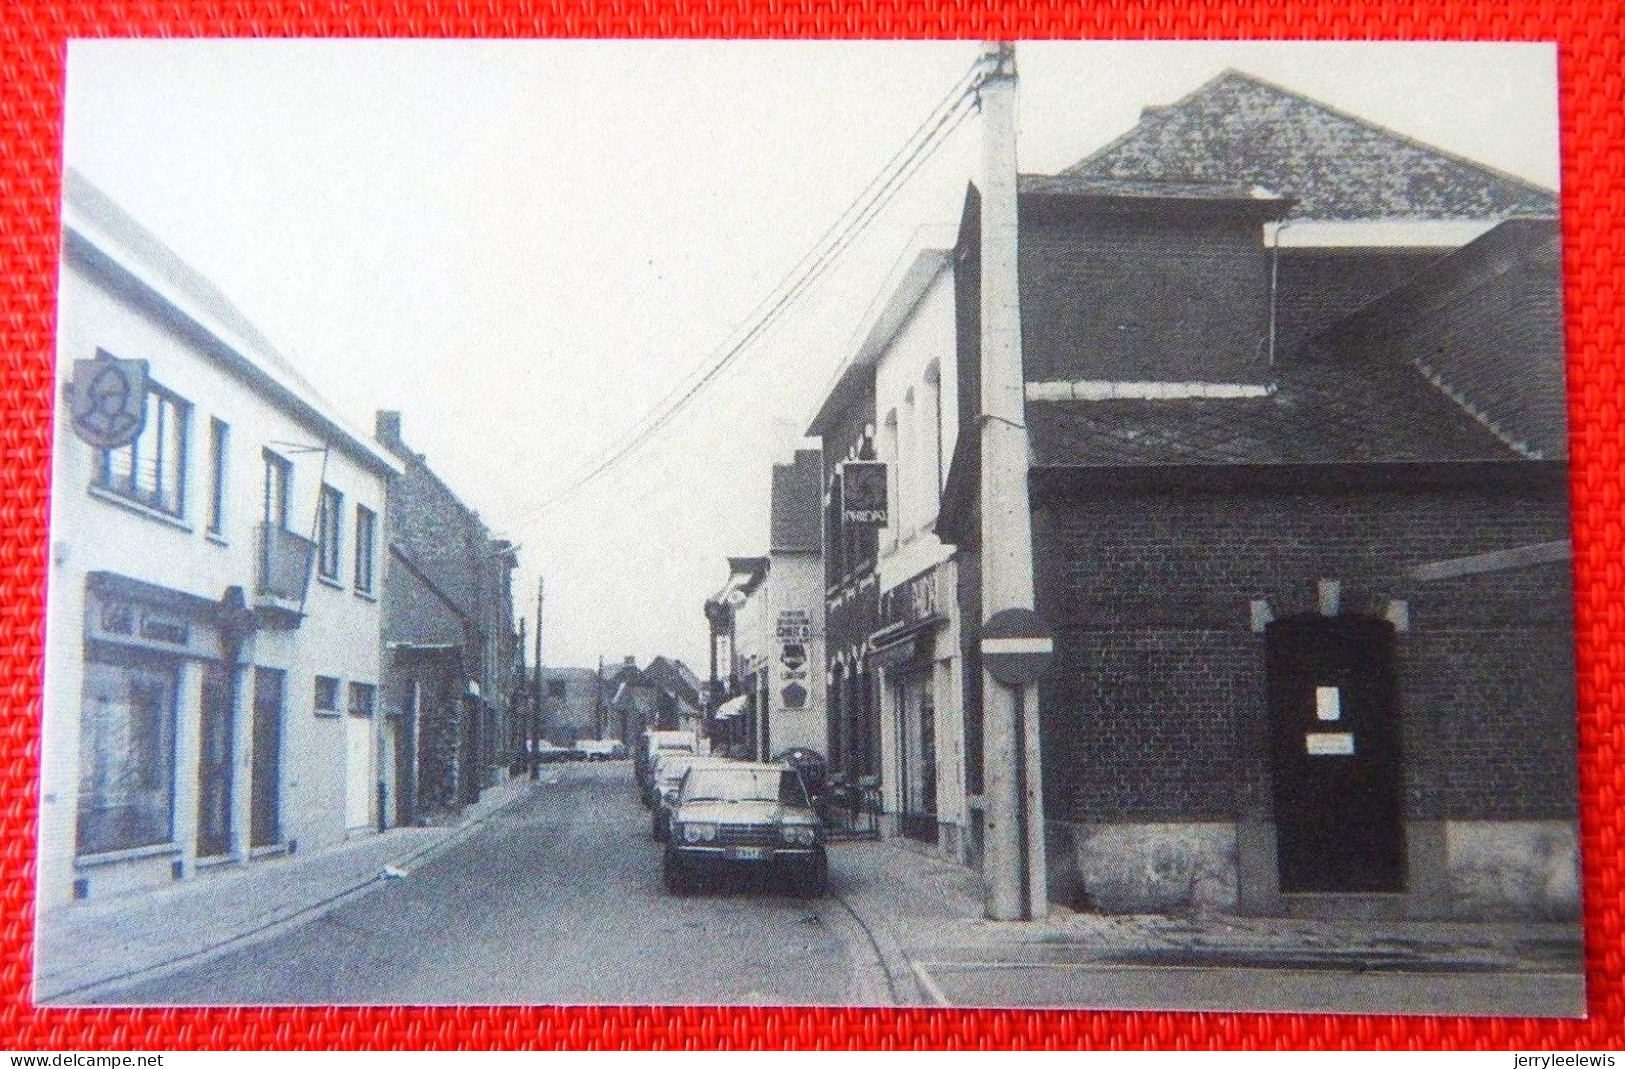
[
  {"xmin": 39, "ymin": 172, "xmax": 402, "ymax": 906},
  {"xmin": 863, "ymin": 242, "xmax": 972, "ymax": 862}
]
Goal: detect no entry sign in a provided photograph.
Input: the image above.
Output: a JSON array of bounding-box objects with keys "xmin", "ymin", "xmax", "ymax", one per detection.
[{"xmin": 981, "ymin": 607, "xmax": 1054, "ymax": 686}]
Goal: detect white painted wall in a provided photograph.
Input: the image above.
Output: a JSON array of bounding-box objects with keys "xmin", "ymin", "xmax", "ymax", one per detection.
[{"xmin": 40, "ymin": 246, "xmax": 392, "ymax": 905}]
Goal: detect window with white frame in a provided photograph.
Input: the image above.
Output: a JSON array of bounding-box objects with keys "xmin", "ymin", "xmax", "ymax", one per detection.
[
  {"xmin": 96, "ymin": 380, "xmax": 190, "ymax": 519},
  {"xmin": 354, "ymin": 504, "xmax": 377, "ymax": 594},
  {"xmin": 317, "ymin": 485, "xmax": 344, "ymax": 581},
  {"xmin": 206, "ymin": 418, "xmax": 228, "ymax": 536}
]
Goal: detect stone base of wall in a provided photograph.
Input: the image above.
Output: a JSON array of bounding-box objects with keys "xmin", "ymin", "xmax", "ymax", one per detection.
[
  {"xmin": 1046, "ymin": 821, "xmax": 1238, "ymax": 914},
  {"xmin": 1045, "ymin": 817, "xmax": 1580, "ymax": 920},
  {"xmin": 1447, "ymin": 819, "xmax": 1580, "ymax": 920}
]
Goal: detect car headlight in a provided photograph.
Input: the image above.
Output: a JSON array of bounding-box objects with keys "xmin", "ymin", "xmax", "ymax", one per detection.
[
  {"xmin": 779, "ymin": 825, "xmax": 816, "ymax": 846},
  {"xmin": 681, "ymin": 822, "xmax": 718, "ymax": 843}
]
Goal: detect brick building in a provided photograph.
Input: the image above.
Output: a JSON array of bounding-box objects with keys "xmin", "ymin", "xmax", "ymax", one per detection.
[
  {"xmin": 375, "ymin": 411, "xmax": 521, "ymax": 823},
  {"xmin": 939, "ymin": 71, "xmax": 1573, "ymax": 920}
]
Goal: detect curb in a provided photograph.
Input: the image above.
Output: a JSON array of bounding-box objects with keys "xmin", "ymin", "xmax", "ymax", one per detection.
[{"xmin": 38, "ymin": 780, "xmax": 540, "ymax": 1005}]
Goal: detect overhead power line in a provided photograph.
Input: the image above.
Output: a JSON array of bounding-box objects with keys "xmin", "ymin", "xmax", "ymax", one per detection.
[{"xmin": 519, "ymin": 51, "xmax": 989, "ymax": 520}]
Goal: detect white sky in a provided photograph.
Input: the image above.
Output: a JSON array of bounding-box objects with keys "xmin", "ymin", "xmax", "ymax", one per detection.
[{"xmin": 62, "ymin": 40, "xmax": 1559, "ymax": 671}]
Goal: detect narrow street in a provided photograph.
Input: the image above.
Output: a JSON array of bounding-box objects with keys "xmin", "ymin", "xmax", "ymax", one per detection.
[{"xmin": 99, "ymin": 763, "xmax": 860, "ymax": 1006}]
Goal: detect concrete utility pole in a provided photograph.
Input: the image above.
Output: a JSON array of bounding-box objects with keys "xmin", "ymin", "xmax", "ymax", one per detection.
[
  {"xmin": 534, "ymin": 577, "xmax": 545, "ymax": 752},
  {"xmin": 977, "ymin": 41, "xmax": 1048, "ymax": 921}
]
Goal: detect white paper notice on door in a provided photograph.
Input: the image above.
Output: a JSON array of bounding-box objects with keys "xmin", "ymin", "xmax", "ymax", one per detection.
[{"xmin": 1306, "ymin": 731, "xmax": 1355, "ymax": 756}]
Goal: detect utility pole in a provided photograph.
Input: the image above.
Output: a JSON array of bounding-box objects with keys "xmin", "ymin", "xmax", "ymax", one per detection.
[
  {"xmin": 533, "ymin": 577, "xmax": 545, "ymax": 762},
  {"xmin": 977, "ymin": 41, "xmax": 1047, "ymax": 921}
]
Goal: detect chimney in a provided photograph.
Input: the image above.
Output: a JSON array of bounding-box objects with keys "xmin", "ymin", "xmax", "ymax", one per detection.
[
  {"xmin": 376, "ymin": 410, "xmax": 404, "ymax": 453},
  {"xmin": 624, "ymin": 655, "xmax": 636, "ymax": 668}
]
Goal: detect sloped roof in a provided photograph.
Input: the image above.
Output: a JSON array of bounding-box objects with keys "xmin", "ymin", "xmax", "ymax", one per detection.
[
  {"xmin": 771, "ymin": 449, "xmax": 823, "ymax": 553},
  {"xmin": 1311, "ymin": 217, "xmax": 1566, "ymax": 459},
  {"xmin": 1020, "ymin": 173, "xmax": 1283, "ymax": 204},
  {"xmin": 1063, "ymin": 70, "xmax": 1556, "ymax": 221},
  {"xmin": 1026, "ymin": 353, "xmax": 1520, "ymax": 468}
]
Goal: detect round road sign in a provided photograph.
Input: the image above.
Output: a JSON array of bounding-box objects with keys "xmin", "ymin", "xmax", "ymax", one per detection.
[{"xmin": 981, "ymin": 607, "xmax": 1054, "ymax": 686}]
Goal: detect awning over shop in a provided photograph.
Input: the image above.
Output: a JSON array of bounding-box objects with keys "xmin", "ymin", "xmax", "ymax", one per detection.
[{"xmin": 714, "ymin": 693, "xmax": 749, "ymax": 720}]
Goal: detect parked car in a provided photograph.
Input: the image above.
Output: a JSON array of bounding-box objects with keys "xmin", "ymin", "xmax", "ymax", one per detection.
[
  {"xmin": 650, "ymin": 754, "xmax": 733, "ymax": 841},
  {"xmin": 575, "ymin": 738, "xmax": 628, "ymax": 761},
  {"xmin": 637, "ymin": 729, "xmax": 699, "ymax": 807},
  {"xmin": 663, "ymin": 762, "xmax": 827, "ymax": 897},
  {"xmin": 534, "ymin": 740, "xmax": 575, "ymax": 764}
]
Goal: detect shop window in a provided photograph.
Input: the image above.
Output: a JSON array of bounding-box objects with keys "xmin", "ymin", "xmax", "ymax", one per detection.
[
  {"xmin": 96, "ymin": 382, "xmax": 190, "ymax": 518},
  {"xmin": 348, "ymin": 681, "xmax": 376, "ymax": 718},
  {"xmin": 317, "ymin": 485, "xmax": 344, "ymax": 581},
  {"xmin": 77, "ymin": 652, "xmax": 177, "ymax": 856},
  {"xmin": 353, "ymin": 504, "xmax": 377, "ymax": 594},
  {"xmin": 314, "ymin": 675, "xmax": 340, "ymax": 717}
]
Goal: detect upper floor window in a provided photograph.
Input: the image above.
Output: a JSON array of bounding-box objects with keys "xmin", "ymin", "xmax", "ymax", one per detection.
[
  {"xmin": 96, "ymin": 382, "xmax": 190, "ymax": 518},
  {"xmin": 882, "ymin": 410, "xmax": 901, "ymax": 549},
  {"xmin": 348, "ymin": 681, "xmax": 376, "ymax": 718},
  {"xmin": 207, "ymin": 418, "xmax": 228, "ymax": 536},
  {"xmin": 354, "ymin": 504, "xmax": 377, "ymax": 594},
  {"xmin": 317, "ymin": 484, "xmax": 344, "ymax": 581},
  {"xmin": 263, "ymin": 450, "xmax": 292, "ymax": 531}
]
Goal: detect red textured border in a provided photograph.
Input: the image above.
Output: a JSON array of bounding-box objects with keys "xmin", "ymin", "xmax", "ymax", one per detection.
[{"xmin": 2, "ymin": 1, "xmax": 1620, "ymax": 1051}]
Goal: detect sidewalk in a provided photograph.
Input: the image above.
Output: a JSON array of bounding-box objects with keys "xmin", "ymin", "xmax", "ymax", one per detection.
[
  {"xmin": 35, "ymin": 775, "xmax": 535, "ymax": 1004},
  {"xmin": 828, "ymin": 838, "xmax": 1586, "ymax": 1014}
]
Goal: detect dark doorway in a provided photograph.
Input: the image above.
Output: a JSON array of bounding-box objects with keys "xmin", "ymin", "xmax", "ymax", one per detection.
[
  {"xmin": 250, "ymin": 666, "xmax": 285, "ymax": 849},
  {"xmin": 196, "ymin": 662, "xmax": 234, "ymax": 857},
  {"xmin": 1265, "ymin": 613, "xmax": 1405, "ymax": 893}
]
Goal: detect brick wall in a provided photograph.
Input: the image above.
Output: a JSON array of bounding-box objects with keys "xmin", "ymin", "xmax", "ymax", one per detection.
[
  {"xmin": 1273, "ymin": 247, "xmax": 1443, "ymax": 357},
  {"xmin": 1018, "ymin": 209, "xmax": 1272, "ymax": 386},
  {"xmin": 1034, "ymin": 476, "xmax": 1575, "ymax": 827}
]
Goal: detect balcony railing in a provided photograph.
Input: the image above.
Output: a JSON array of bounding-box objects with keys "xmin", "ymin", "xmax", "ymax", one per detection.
[{"xmin": 257, "ymin": 523, "xmax": 316, "ymax": 604}]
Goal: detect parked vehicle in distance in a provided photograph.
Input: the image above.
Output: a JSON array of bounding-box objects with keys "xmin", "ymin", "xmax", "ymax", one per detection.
[
  {"xmin": 663, "ymin": 762, "xmax": 827, "ymax": 897},
  {"xmin": 650, "ymin": 754, "xmax": 734, "ymax": 841},
  {"xmin": 575, "ymin": 738, "xmax": 628, "ymax": 761},
  {"xmin": 637, "ymin": 729, "xmax": 699, "ymax": 807},
  {"xmin": 535, "ymin": 740, "xmax": 576, "ymax": 764}
]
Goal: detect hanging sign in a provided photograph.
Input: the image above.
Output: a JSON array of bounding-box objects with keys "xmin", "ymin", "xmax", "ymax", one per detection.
[
  {"xmin": 841, "ymin": 461, "xmax": 888, "ymax": 526},
  {"xmin": 66, "ymin": 357, "xmax": 148, "ymax": 449}
]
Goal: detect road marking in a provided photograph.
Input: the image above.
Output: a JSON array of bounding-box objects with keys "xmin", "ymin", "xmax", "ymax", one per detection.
[{"xmin": 910, "ymin": 960, "xmax": 953, "ymax": 1007}]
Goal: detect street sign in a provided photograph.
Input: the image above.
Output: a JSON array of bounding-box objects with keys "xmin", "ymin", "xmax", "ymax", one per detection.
[
  {"xmin": 66, "ymin": 357, "xmax": 148, "ymax": 449},
  {"xmin": 840, "ymin": 461, "xmax": 888, "ymax": 526},
  {"xmin": 981, "ymin": 607, "xmax": 1054, "ymax": 686}
]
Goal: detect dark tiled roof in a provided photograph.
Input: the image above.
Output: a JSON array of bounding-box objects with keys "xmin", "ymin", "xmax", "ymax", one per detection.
[
  {"xmin": 1312, "ymin": 218, "xmax": 1566, "ymax": 459},
  {"xmin": 771, "ymin": 449, "xmax": 823, "ymax": 553},
  {"xmin": 1063, "ymin": 70, "xmax": 1557, "ymax": 221},
  {"xmin": 1019, "ymin": 174, "xmax": 1279, "ymax": 202},
  {"xmin": 1027, "ymin": 355, "xmax": 1521, "ymax": 468}
]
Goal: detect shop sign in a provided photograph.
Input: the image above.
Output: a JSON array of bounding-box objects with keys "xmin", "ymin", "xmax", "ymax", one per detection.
[
  {"xmin": 840, "ymin": 461, "xmax": 888, "ymax": 526},
  {"xmin": 67, "ymin": 357, "xmax": 148, "ymax": 450}
]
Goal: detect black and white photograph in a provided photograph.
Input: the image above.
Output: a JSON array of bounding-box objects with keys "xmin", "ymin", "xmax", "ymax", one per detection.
[{"xmin": 34, "ymin": 39, "xmax": 1581, "ymax": 1016}]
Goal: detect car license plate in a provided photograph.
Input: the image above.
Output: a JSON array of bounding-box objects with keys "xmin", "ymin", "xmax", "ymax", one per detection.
[{"xmin": 727, "ymin": 846, "xmax": 770, "ymax": 861}]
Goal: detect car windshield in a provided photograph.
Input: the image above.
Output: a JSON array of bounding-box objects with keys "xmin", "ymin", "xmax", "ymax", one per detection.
[{"xmin": 682, "ymin": 767, "xmax": 809, "ymax": 807}]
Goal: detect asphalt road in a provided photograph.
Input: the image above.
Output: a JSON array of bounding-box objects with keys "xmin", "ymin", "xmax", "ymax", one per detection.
[{"xmin": 103, "ymin": 762, "xmax": 860, "ymax": 1006}]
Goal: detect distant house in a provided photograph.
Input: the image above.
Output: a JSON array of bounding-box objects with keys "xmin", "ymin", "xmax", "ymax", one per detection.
[
  {"xmin": 935, "ymin": 71, "xmax": 1574, "ymax": 920},
  {"xmin": 42, "ymin": 172, "xmax": 402, "ymax": 905},
  {"xmin": 537, "ymin": 666, "xmax": 606, "ymax": 745},
  {"xmin": 717, "ymin": 451, "xmax": 827, "ymax": 762}
]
